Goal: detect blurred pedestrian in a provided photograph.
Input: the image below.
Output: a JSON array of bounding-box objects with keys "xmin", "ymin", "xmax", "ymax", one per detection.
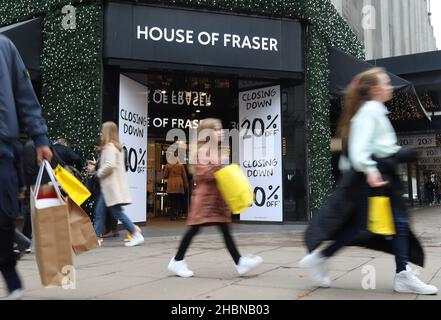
[
  {"xmin": 86, "ymin": 136, "xmax": 119, "ymax": 238},
  {"xmin": 300, "ymin": 67, "xmax": 438, "ymax": 295},
  {"xmin": 51, "ymin": 137, "xmax": 84, "ymax": 182},
  {"xmin": 168, "ymin": 118, "xmax": 263, "ymax": 278},
  {"xmin": 0, "ymin": 35, "xmax": 52, "ymax": 299},
  {"xmin": 93, "ymin": 122, "xmax": 144, "ymax": 247}
]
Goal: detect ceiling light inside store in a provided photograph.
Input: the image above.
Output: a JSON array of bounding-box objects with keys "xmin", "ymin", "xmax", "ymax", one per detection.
[{"xmin": 196, "ymin": 110, "xmax": 201, "ymax": 113}]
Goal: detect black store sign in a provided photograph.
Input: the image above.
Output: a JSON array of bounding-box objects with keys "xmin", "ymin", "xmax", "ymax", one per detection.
[{"xmin": 104, "ymin": 3, "xmax": 304, "ymax": 73}]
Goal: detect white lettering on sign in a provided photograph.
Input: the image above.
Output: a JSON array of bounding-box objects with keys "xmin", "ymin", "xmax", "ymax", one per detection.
[
  {"xmin": 397, "ymin": 134, "xmax": 437, "ymax": 148},
  {"xmin": 418, "ymin": 157, "xmax": 441, "ymax": 165},
  {"xmin": 418, "ymin": 148, "xmax": 441, "ymax": 159},
  {"xmin": 136, "ymin": 26, "xmax": 278, "ymax": 52},
  {"xmin": 148, "ymin": 90, "xmax": 211, "ymax": 107},
  {"xmin": 137, "ymin": 26, "xmax": 194, "ymax": 44},
  {"xmin": 239, "ymin": 85, "xmax": 283, "ymax": 223},
  {"xmin": 147, "ymin": 117, "xmax": 199, "ymax": 129},
  {"xmin": 119, "ymin": 75, "xmax": 148, "ymax": 223}
]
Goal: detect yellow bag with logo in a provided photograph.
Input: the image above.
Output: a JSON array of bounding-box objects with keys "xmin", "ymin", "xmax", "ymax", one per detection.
[
  {"xmin": 367, "ymin": 195, "xmax": 396, "ymax": 236},
  {"xmin": 214, "ymin": 164, "xmax": 253, "ymax": 214},
  {"xmin": 54, "ymin": 165, "xmax": 91, "ymax": 206}
]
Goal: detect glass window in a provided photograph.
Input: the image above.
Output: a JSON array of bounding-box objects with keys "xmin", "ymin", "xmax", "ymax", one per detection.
[{"xmin": 281, "ymin": 84, "xmax": 307, "ymax": 221}]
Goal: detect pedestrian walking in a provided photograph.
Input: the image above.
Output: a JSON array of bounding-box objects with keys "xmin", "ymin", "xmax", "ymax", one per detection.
[
  {"xmin": 86, "ymin": 136, "xmax": 120, "ymax": 238},
  {"xmin": 14, "ymin": 142, "xmax": 32, "ymax": 256},
  {"xmin": 168, "ymin": 118, "xmax": 263, "ymax": 278},
  {"xmin": 51, "ymin": 137, "xmax": 84, "ymax": 182},
  {"xmin": 0, "ymin": 34, "xmax": 52, "ymax": 299},
  {"xmin": 93, "ymin": 122, "xmax": 144, "ymax": 247},
  {"xmin": 300, "ymin": 67, "xmax": 438, "ymax": 295}
]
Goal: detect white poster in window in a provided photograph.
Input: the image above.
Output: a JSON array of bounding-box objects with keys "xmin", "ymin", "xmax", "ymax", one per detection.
[
  {"xmin": 239, "ymin": 85, "xmax": 283, "ymax": 222},
  {"xmin": 397, "ymin": 134, "xmax": 437, "ymax": 148},
  {"xmin": 119, "ymin": 74, "xmax": 148, "ymax": 223}
]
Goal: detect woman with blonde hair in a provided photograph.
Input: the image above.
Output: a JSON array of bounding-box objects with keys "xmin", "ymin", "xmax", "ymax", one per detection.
[
  {"xmin": 168, "ymin": 118, "xmax": 263, "ymax": 277},
  {"xmin": 93, "ymin": 121, "xmax": 144, "ymax": 247},
  {"xmin": 300, "ymin": 68, "xmax": 438, "ymax": 295}
]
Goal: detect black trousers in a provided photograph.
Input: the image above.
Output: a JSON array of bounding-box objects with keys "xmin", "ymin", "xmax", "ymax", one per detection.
[
  {"xmin": 0, "ymin": 158, "xmax": 22, "ymax": 293},
  {"xmin": 175, "ymin": 223, "xmax": 241, "ymax": 264},
  {"xmin": 21, "ymin": 192, "xmax": 32, "ymax": 239},
  {"xmin": 322, "ymin": 178, "xmax": 410, "ymax": 273}
]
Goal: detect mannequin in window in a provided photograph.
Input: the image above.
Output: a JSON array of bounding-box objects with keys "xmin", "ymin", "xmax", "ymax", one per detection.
[{"xmin": 164, "ymin": 150, "xmax": 189, "ymax": 220}]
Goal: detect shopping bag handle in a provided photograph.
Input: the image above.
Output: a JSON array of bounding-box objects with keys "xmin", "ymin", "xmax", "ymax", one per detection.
[{"xmin": 34, "ymin": 160, "xmax": 63, "ymax": 201}]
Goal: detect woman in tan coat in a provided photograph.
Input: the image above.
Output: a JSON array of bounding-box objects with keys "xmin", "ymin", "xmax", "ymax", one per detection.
[
  {"xmin": 168, "ymin": 118, "xmax": 263, "ymax": 278},
  {"xmin": 93, "ymin": 122, "xmax": 144, "ymax": 247},
  {"xmin": 164, "ymin": 154, "xmax": 188, "ymax": 220}
]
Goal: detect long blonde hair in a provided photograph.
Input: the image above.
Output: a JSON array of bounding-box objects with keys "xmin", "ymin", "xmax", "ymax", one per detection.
[
  {"xmin": 188, "ymin": 118, "xmax": 224, "ymax": 173},
  {"xmin": 101, "ymin": 121, "xmax": 123, "ymax": 152},
  {"xmin": 337, "ymin": 67, "xmax": 386, "ymax": 148}
]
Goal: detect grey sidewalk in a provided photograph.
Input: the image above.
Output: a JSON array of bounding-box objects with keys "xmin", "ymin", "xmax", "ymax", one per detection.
[{"xmin": 1, "ymin": 206, "xmax": 440, "ymax": 300}]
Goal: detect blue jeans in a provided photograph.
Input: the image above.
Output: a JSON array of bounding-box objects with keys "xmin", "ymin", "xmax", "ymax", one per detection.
[
  {"xmin": 390, "ymin": 197, "xmax": 409, "ymax": 273},
  {"xmin": 93, "ymin": 193, "xmax": 136, "ymax": 237}
]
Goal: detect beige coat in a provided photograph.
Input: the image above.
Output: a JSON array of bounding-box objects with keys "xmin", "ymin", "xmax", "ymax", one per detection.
[
  {"xmin": 97, "ymin": 143, "xmax": 131, "ymax": 207},
  {"xmin": 164, "ymin": 163, "xmax": 188, "ymax": 194}
]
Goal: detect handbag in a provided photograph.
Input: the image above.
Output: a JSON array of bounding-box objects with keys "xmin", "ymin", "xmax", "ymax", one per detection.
[
  {"xmin": 67, "ymin": 197, "xmax": 99, "ymax": 255},
  {"xmin": 367, "ymin": 187, "xmax": 396, "ymax": 236},
  {"xmin": 31, "ymin": 160, "xmax": 74, "ymax": 287},
  {"xmin": 214, "ymin": 164, "xmax": 253, "ymax": 214},
  {"xmin": 54, "ymin": 164, "xmax": 91, "ymax": 206},
  {"xmin": 51, "ymin": 145, "xmax": 85, "ymax": 183}
]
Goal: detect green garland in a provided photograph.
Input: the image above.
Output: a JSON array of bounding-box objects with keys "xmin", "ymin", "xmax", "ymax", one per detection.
[
  {"xmin": 0, "ymin": 0, "xmax": 102, "ymax": 161},
  {"xmin": 0, "ymin": 0, "xmax": 363, "ymax": 212}
]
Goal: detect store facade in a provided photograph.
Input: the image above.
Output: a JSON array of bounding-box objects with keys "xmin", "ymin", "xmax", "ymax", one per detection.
[
  {"xmin": 0, "ymin": 0, "xmax": 363, "ymax": 224},
  {"xmin": 371, "ymin": 50, "xmax": 441, "ymax": 206},
  {"xmin": 103, "ymin": 2, "xmax": 307, "ymax": 223}
]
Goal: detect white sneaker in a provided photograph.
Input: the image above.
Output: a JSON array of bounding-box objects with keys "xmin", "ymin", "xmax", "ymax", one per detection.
[
  {"xmin": 235, "ymin": 255, "xmax": 263, "ymax": 276},
  {"xmin": 394, "ymin": 266, "xmax": 438, "ymax": 295},
  {"xmin": 124, "ymin": 232, "xmax": 144, "ymax": 247},
  {"xmin": 298, "ymin": 250, "xmax": 331, "ymax": 288},
  {"xmin": 5, "ymin": 289, "xmax": 24, "ymax": 300},
  {"xmin": 168, "ymin": 257, "xmax": 194, "ymax": 278},
  {"xmin": 124, "ymin": 225, "xmax": 141, "ymax": 242}
]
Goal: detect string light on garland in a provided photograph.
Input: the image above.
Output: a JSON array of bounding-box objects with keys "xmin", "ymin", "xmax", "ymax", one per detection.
[
  {"xmin": 1, "ymin": 0, "xmax": 101, "ymax": 214},
  {"xmin": 418, "ymin": 91, "xmax": 438, "ymax": 110},
  {"xmin": 0, "ymin": 0, "xmax": 363, "ymax": 212},
  {"xmin": 0, "ymin": 0, "xmax": 102, "ymax": 162},
  {"xmin": 387, "ymin": 91, "xmax": 424, "ymax": 121}
]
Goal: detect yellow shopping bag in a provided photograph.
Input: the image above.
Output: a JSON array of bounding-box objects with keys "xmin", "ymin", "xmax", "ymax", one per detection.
[
  {"xmin": 367, "ymin": 196, "xmax": 396, "ymax": 236},
  {"xmin": 214, "ymin": 164, "xmax": 254, "ymax": 214},
  {"xmin": 54, "ymin": 165, "xmax": 91, "ymax": 206}
]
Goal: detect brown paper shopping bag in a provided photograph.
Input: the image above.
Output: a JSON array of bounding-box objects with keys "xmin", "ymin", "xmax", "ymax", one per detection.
[
  {"xmin": 30, "ymin": 160, "xmax": 74, "ymax": 288},
  {"xmin": 67, "ymin": 197, "xmax": 99, "ymax": 255}
]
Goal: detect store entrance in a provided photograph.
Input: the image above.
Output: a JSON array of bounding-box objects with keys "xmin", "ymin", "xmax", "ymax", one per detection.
[
  {"xmin": 147, "ymin": 139, "xmax": 193, "ymax": 220},
  {"xmin": 123, "ymin": 71, "xmax": 239, "ymax": 221},
  {"xmin": 116, "ymin": 70, "xmax": 307, "ymax": 223}
]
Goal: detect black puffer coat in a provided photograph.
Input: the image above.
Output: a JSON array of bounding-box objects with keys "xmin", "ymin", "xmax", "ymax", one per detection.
[{"xmin": 305, "ymin": 150, "xmax": 424, "ymax": 267}]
